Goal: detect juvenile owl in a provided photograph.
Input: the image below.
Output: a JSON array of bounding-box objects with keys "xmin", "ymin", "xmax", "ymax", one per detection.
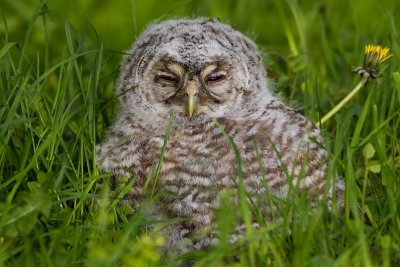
[{"xmin": 97, "ymin": 18, "xmax": 342, "ymax": 252}]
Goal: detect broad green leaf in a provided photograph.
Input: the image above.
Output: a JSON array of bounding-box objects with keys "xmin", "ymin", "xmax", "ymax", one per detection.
[
  {"xmin": 367, "ymin": 161, "xmax": 381, "ymax": 174},
  {"xmin": 362, "ymin": 143, "xmax": 375, "ymax": 160}
]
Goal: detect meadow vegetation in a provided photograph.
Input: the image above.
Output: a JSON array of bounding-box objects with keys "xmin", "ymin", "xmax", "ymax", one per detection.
[{"xmin": 1, "ymin": 0, "xmax": 399, "ymax": 266}]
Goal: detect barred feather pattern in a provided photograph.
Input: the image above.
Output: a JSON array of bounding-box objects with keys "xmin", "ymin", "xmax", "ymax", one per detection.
[{"xmin": 96, "ymin": 18, "xmax": 343, "ymax": 252}]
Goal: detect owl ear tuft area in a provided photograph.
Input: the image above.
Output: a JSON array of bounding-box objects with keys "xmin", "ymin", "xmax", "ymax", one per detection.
[
  {"xmin": 135, "ymin": 49, "xmax": 154, "ymax": 83},
  {"xmin": 117, "ymin": 47, "xmax": 151, "ymax": 96},
  {"xmin": 230, "ymin": 51, "xmax": 250, "ymax": 91}
]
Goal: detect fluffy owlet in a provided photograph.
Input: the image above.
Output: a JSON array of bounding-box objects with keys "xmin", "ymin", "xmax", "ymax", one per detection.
[{"xmin": 97, "ymin": 18, "xmax": 342, "ymax": 252}]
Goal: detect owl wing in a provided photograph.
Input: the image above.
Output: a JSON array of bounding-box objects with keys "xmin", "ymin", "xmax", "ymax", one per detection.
[{"xmin": 219, "ymin": 100, "xmax": 330, "ymax": 201}]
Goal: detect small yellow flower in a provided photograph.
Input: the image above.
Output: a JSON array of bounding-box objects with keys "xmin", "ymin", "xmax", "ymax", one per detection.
[
  {"xmin": 352, "ymin": 44, "xmax": 393, "ymax": 79},
  {"xmin": 321, "ymin": 44, "xmax": 393, "ymax": 125}
]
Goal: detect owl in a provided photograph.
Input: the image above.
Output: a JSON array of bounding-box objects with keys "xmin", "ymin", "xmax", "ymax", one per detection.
[{"xmin": 96, "ymin": 18, "xmax": 343, "ymax": 252}]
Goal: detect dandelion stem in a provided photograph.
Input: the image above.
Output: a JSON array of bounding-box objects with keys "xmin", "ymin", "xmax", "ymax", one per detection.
[{"xmin": 320, "ymin": 76, "xmax": 369, "ymax": 125}]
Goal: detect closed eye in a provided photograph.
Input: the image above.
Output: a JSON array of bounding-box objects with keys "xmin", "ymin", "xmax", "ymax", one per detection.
[
  {"xmin": 205, "ymin": 72, "xmax": 226, "ymax": 84},
  {"xmin": 157, "ymin": 73, "xmax": 179, "ymax": 83}
]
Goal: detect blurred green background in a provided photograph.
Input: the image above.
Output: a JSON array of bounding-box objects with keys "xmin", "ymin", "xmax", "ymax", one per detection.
[
  {"xmin": 2, "ymin": 0, "xmax": 399, "ymax": 66},
  {"xmin": 1, "ymin": 0, "xmax": 399, "ymax": 126},
  {"xmin": 2, "ymin": 0, "xmax": 398, "ymax": 120}
]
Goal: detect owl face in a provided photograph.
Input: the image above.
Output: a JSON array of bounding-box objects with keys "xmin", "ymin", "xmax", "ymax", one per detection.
[
  {"xmin": 118, "ymin": 18, "xmax": 273, "ymax": 127},
  {"xmin": 136, "ymin": 40, "xmax": 249, "ymax": 120}
]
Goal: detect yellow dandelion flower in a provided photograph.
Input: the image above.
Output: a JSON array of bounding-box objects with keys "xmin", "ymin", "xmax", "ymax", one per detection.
[
  {"xmin": 353, "ymin": 44, "xmax": 393, "ymax": 79},
  {"xmin": 321, "ymin": 44, "xmax": 394, "ymax": 125}
]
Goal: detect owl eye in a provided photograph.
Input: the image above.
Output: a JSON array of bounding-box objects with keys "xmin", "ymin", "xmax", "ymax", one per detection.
[
  {"xmin": 205, "ymin": 72, "xmax": 226, "ymax": 84},
  {"xmin": 157, "ymin": 73, "xmax": 179, "ymax": 84}
]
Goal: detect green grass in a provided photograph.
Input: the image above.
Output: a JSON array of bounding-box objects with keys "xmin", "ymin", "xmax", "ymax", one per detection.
[{"xmin": 1, "ymin": 0, "xmax": 400, "ymax": 266}]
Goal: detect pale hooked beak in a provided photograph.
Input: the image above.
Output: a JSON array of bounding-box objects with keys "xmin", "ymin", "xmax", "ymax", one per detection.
[{"xmin": 185, "ymin": 80, "xmax": 198, "ymax": 117}]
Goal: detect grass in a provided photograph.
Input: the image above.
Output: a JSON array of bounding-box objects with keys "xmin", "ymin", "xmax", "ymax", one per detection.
[{"xmin": 1, "ymin": 0, "xmax": 400, "ymax": 266}]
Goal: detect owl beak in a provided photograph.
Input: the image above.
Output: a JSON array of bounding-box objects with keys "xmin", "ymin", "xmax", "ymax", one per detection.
[{"xmin": 185, "ymin": 81, "xmax": 198, "ymax": 117}]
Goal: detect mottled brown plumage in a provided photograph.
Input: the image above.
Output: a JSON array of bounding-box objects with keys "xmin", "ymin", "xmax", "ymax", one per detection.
[{"xmin": 96, "ymin": 18, "xmax": 343, "ymax": 252}]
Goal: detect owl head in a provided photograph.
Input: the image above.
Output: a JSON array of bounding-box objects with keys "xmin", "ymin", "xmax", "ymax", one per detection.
[{"xmin": 117, "ymin": 18, "xmax": 274, "ymax": 130}]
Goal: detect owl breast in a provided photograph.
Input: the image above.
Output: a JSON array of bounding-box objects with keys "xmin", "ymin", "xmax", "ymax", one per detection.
[
  {"xmin": 135, "ymin": 102, "xmax": 328, "ymax": 229},
  {"xmin": 155, "ymin": 119, "xmax": 233, "ymax": 226}
]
